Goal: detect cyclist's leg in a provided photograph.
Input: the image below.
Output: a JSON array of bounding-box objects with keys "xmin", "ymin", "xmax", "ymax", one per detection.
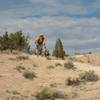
[
  {"xmin": 39, "ymin": 44, "xmax": 43, "ymax": 55},
  {"xmin": 43, "ymin": 44, "xmax": 48, "ymax": 56},
  {"xmin": 36, "ymin": 44, "xmax": 40, "ymax": 55}
]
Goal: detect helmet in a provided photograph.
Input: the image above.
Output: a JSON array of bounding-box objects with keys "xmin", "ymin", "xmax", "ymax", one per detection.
[{"xmin": 39, "ymin": 35, "xmax": 44, "ymax": 37}]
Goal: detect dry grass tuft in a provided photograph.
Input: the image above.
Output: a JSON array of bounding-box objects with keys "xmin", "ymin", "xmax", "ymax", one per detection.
[
  {"xmin": 79, "ymin": 70, "xmax": 99, "ymax": 82},
  {"xmin": 36, "ymin": 87, "xmax": 67, "ymax": 100},
  {"xmin": 15, "ymin": 66, "xmax": 25, "ymax": 73},
  {"xmin": 47, "ymin": 65, "xmax": 55, "ymax": 69},
  {"xmin": 64, "ymin": 61, "xmax": 75, "ymax": 69},
  {"xmin": 66, "ymin": 77, "xmax": 81, "ymax": 86},
  {"xmin": 36, "ymin": 87, "xmax": 54, "ymax": 100},
  {"xmin": 16, "ymin": 55, "xmax": 29, "ymax": 60},
  {"xmin": 23, "ymin": 70, "xmax": 36, "ymax": 80},
  {"xmin": 55, "ymin": 63, "xmax": 62, "ymax": 67}
]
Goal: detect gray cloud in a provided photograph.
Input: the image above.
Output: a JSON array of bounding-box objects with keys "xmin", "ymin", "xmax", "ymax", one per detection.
[{"xmin": 0, "ymin": 0, "xmax": 100, "ymax": 54}]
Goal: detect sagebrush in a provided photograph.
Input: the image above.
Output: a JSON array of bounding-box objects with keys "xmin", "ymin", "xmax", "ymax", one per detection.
[{"xmin": 79, "ymin": 70, "xmax": 99, "ymax": 82}]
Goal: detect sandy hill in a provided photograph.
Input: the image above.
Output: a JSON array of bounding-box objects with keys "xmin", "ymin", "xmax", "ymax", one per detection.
[
  {"xmin": 0, "ymin": 51, "xmax": 100, "ymax": 100},
  {"xmin": 75, "ymin": 52, "xmax": 100, "ymax": 66}
]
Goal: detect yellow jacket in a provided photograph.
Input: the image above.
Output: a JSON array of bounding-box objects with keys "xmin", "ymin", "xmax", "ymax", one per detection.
[{"xmin": 35, "ymin": 36, "xmax": 46, "ymax": 44}]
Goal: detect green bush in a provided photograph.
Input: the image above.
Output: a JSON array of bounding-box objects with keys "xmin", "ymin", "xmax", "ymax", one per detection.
[
  {"xmin": 36, "ymin": 87, "xmax": 67, "ymax": 100},
  {"xmin": 79, "ymin": 70, "xmax": 99, "ymax": 82},
  {"xmin": 36, "ymin": 87, "xmax": 55, "ymax": 100},
  {"xmin": 0, "ymin": 31, "xmax": 30, "ymax": 52}
]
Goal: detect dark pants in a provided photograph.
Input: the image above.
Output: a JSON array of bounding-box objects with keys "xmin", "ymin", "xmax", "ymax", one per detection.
[{"xmin": 36, "ymin": 44, "xmax": 43, "ymax": 54}]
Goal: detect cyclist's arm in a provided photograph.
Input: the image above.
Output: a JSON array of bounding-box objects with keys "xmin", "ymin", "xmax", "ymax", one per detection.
[
  {"xmin": 34, "ymin": 37, "xmax": 38, "ymax": 44},
  {"xmin": 43, "ymin": 38, "xmax": 46, "ymax": 45}
]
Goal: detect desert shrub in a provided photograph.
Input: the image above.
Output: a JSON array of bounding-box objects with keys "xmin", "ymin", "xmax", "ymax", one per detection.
[
  {"xmin": 55, "ymin": 63, "xmax": 62, "ymax": 67},
  {"xmin": 68, "ymin": 56, "xmax": 76, "ymax": 61},
  {"xmin": 12, "ymin": 50, "xmax": 19, "ymax": 55},
  {"xmin": 52, "ymin": 38, "xmax": 65, "ymax": 59},
  {"xmin": 66, "ymin": 77, "xmax": 81, "ymax": 86},
  {"xmin": 79, "ymin": 70, "xmax": 99, "ymax": 82},
  {"xmin": 64, "ymin": 61, "xmax": 75, "ymax": 69},
  {"xmin": 50, "ymin": 83, "xmax": 57, "ymax": 87},
  {"xmin": 33, "ymin": 64, "xmax": 38, "ymax": 67},
  {"xmin": 36, "ymin": 87, "xmax": 67, "ymax": 100},
  {"xmin": 15, "ymin": 66, "xmax": 25, "ymax": 73},
  {"xmin": 47, "ymin": 65, "xmax": 55, "ymax": 69},
  {"xmin": 8, "ymin": 57, "xmax": 16, "ymax": 60},
  {"xmin": 36, "ymin": 87, "xmax": 55, "ymax": 100},
  {"xmin": 16, "ymin": 55, "xmax": 29, "ymax": 60},
  {"xmin": 53, "ymin": 90, "xmax": 67, "ymax": 99},
  {"xmin": 23, "ymin": 70, "xmax": 36, "ymax": 80}
]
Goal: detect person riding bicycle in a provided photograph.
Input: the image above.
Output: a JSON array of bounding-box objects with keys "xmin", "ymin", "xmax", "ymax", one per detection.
[{"xmin": 35, "ymin": 35, "xmax": 46, "ymax": 55}]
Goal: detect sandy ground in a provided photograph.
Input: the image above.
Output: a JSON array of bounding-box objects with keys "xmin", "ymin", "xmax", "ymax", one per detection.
[
  {"xmin": 75, "ymin": 52, "xmax": 100, "ymax": 66},
  {"xmin": 0, "ymin": 52, "xmax": 100, "ymax": 100}
]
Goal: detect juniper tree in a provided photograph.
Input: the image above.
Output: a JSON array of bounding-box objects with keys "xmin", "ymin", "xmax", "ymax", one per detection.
[
  {"xmin": 52, "ymin": 38, "xmax": 65, "ymax": 59},
  {"xmin": 9, "ymin": 31, "xmax": 29, "ymax": 51},
  {"xmin": 0, "ymin": 31, "xmax": 30, "ymax": 52},
  {"xmin": 0, "ymin": 32, "xmax": 10, "ymax": 50}
]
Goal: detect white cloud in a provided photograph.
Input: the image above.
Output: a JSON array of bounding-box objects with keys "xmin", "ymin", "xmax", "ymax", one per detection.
[
  {"xmin": 0, "ymin": 0, "xmax": 100, "ymax": 53},
  {"xmin": 0, "ymin": 15, "xmax": 100, "ymax": 44}
]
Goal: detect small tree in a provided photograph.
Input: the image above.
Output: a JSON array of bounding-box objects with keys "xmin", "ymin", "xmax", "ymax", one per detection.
[
  {"xmin": 9, "ymin": 31, "xmax": 29, "ymax": 51},
  {"xmin": 52, "ymin": 38, "xmax": 65, "ymax": 59},
  {"xmin": 0, "ymin": 32, "xmax": 10, "ymax": 50},
  {"xmin": 0, "ymin": 31, "xmax": 30, "ymax": 52}
]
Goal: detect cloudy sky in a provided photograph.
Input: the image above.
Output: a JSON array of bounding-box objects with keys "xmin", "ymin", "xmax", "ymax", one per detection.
[{"xmin": 0, "ymin": 0, "xmax": 100, "ymax": 54}]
